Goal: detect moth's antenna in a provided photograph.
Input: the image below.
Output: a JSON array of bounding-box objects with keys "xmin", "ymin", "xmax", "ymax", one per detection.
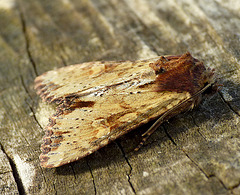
[{"xmin": 135, "ymin": 83, "xmax": 213, "ymax": 151}]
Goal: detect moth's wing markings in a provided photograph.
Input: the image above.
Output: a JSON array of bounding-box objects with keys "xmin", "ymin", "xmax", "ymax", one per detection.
[
  {"xmin": 36, "ymin": 53, "xmax": 216, "ymax": 168},
  {"xmin": 35, "ymin": 57, "xmax": 191, "ymax": 168},
  {"xmin": 34, "ymin": 58, "xmax": 159, "ymax": 103},
  {"xmin": 39, "ymin": 81, "xmax": 190, "ymax": 168}
]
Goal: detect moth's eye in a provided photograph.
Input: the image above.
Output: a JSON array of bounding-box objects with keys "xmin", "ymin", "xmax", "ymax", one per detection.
[
  {"xmin": 156, "ymin": 67, "xmax": 166, "ymax": 74},
  {"xmin": 160, "ymin": 67, "xmax": 166, "ymax": 72}
]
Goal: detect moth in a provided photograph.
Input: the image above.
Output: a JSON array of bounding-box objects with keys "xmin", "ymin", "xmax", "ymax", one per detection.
[{"xmin": 35, "ymin": 52, "xmax": 217, "ymax": 168}]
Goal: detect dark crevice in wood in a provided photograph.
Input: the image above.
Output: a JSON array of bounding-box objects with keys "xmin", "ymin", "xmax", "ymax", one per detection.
[
  {"xmin": 19, "ymin": 9, "xmax": 38, "ymax": 76},
  {"xmin": 70, "ymin": 164, "xmax": 77, "ymax": 180},
  {"xmin": 19, "ymin": 74, "xmax": 33, "ymax": 101},
  {"xmin": 26, "ymin": 99, "xmax": 43, "ymax": 131},
  {"xmin": 0, "ymin": 143, "xmax": 26, "ymax": 195},
  {"xmin": 210, "ymin": 175, "xmax": 229, "ymax": 190},
  {"xmin": 183, "ymin": 152, "xmax": 227, "ymax": 191},
  {"xmin": 19, "ymin": 75, "xmax": 44, "ymax": 131},
  {"xmin": 163, "ymin": 126, "xmax": 177, "ymax": 146},
  {"xmin": 183, "ymin": 149, "xmax": 209, "ymax": 179},
  {"xmin": 182, "ymin": 150, "xmax": 229, "ymax": 191},
  {"xmin": 230, "ymin": 181, "xmax": 240, "ymax": 191},
  {"xmin": 208, "ymin": 174, "xmax": 229, "ymax": 190},
  {"xmin": 116, "ymin": 141, "xmax": 136, "ymax": 194},
  {"xmin": 86, "ymin": 158, "xmax": 97, "ymax": 195},
  {"xmin": 218, "ymin": 91, "xmax": 240, "ymax": 117}
]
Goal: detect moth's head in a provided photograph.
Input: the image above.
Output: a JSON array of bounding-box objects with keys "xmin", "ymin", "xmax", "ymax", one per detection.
[
  {"xmin": 149, "ymin": 52, "xmax": 217, "ymax": 96},
  {"xmin": 201, "ymin": 79, "xmax": 219, "ymax": 97}
]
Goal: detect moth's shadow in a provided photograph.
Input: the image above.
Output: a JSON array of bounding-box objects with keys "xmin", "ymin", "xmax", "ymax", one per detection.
[{"xmin": 56, "ymin": 80, "xmax": 239, "ymax": 175}]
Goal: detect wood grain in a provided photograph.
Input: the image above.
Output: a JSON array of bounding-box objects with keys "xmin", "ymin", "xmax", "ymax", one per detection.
[{"xmin": 0, "ymin": 0, "xmax": 239, "ymax": 194}]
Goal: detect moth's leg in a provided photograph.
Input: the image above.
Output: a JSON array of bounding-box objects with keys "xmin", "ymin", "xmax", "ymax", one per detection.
[{"xmin": 134, "ymin": 115, "xmax": 164, "ymax": 151}]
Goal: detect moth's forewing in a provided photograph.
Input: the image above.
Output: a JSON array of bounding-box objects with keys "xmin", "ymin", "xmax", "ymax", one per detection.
[{"xmin": 35, "ymin": 52, "xmax": 215, "ymax": 168}]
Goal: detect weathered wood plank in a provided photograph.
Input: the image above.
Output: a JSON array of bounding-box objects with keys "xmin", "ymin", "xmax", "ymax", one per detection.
[{"xmin": 0, "ymin": 0, "xmax": 239, "ymax": 194}]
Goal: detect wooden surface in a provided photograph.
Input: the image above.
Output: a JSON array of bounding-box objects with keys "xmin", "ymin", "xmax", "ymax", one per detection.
[{"xmin": 0, "ymin": 0, "xmax": 240, "ymax": 194}]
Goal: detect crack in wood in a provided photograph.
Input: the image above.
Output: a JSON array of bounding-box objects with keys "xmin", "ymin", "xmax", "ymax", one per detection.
[
  {"xmin": 19, "ymin": 8, "xmax": 38, "ymax": 76},
  {"xmin": 116, "ymin": 141, "xmax": 136, "ymax": 194},
  {"xmin": 218, "ymin": 91, "xmax": 240, "ymax": 117},
  {"xmin": 70, "ymin": 164, "xmax": 77, "ymax": 180},
  {"xmin": 0, "ymin": 143, "xmax": 26, "ymax": 195},
  {"xmin": 86, "ymin": 158, "xmax": 97, "ymax": 195},
  {"xmin": 19, "ymin": 74, "xmax": 44, "ymax": 131}
]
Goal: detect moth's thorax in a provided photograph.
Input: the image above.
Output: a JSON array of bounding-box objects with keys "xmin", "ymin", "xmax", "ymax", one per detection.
[{"xmin": 149, "ymin": 52, "xmax": 215, "ymax": 95}]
